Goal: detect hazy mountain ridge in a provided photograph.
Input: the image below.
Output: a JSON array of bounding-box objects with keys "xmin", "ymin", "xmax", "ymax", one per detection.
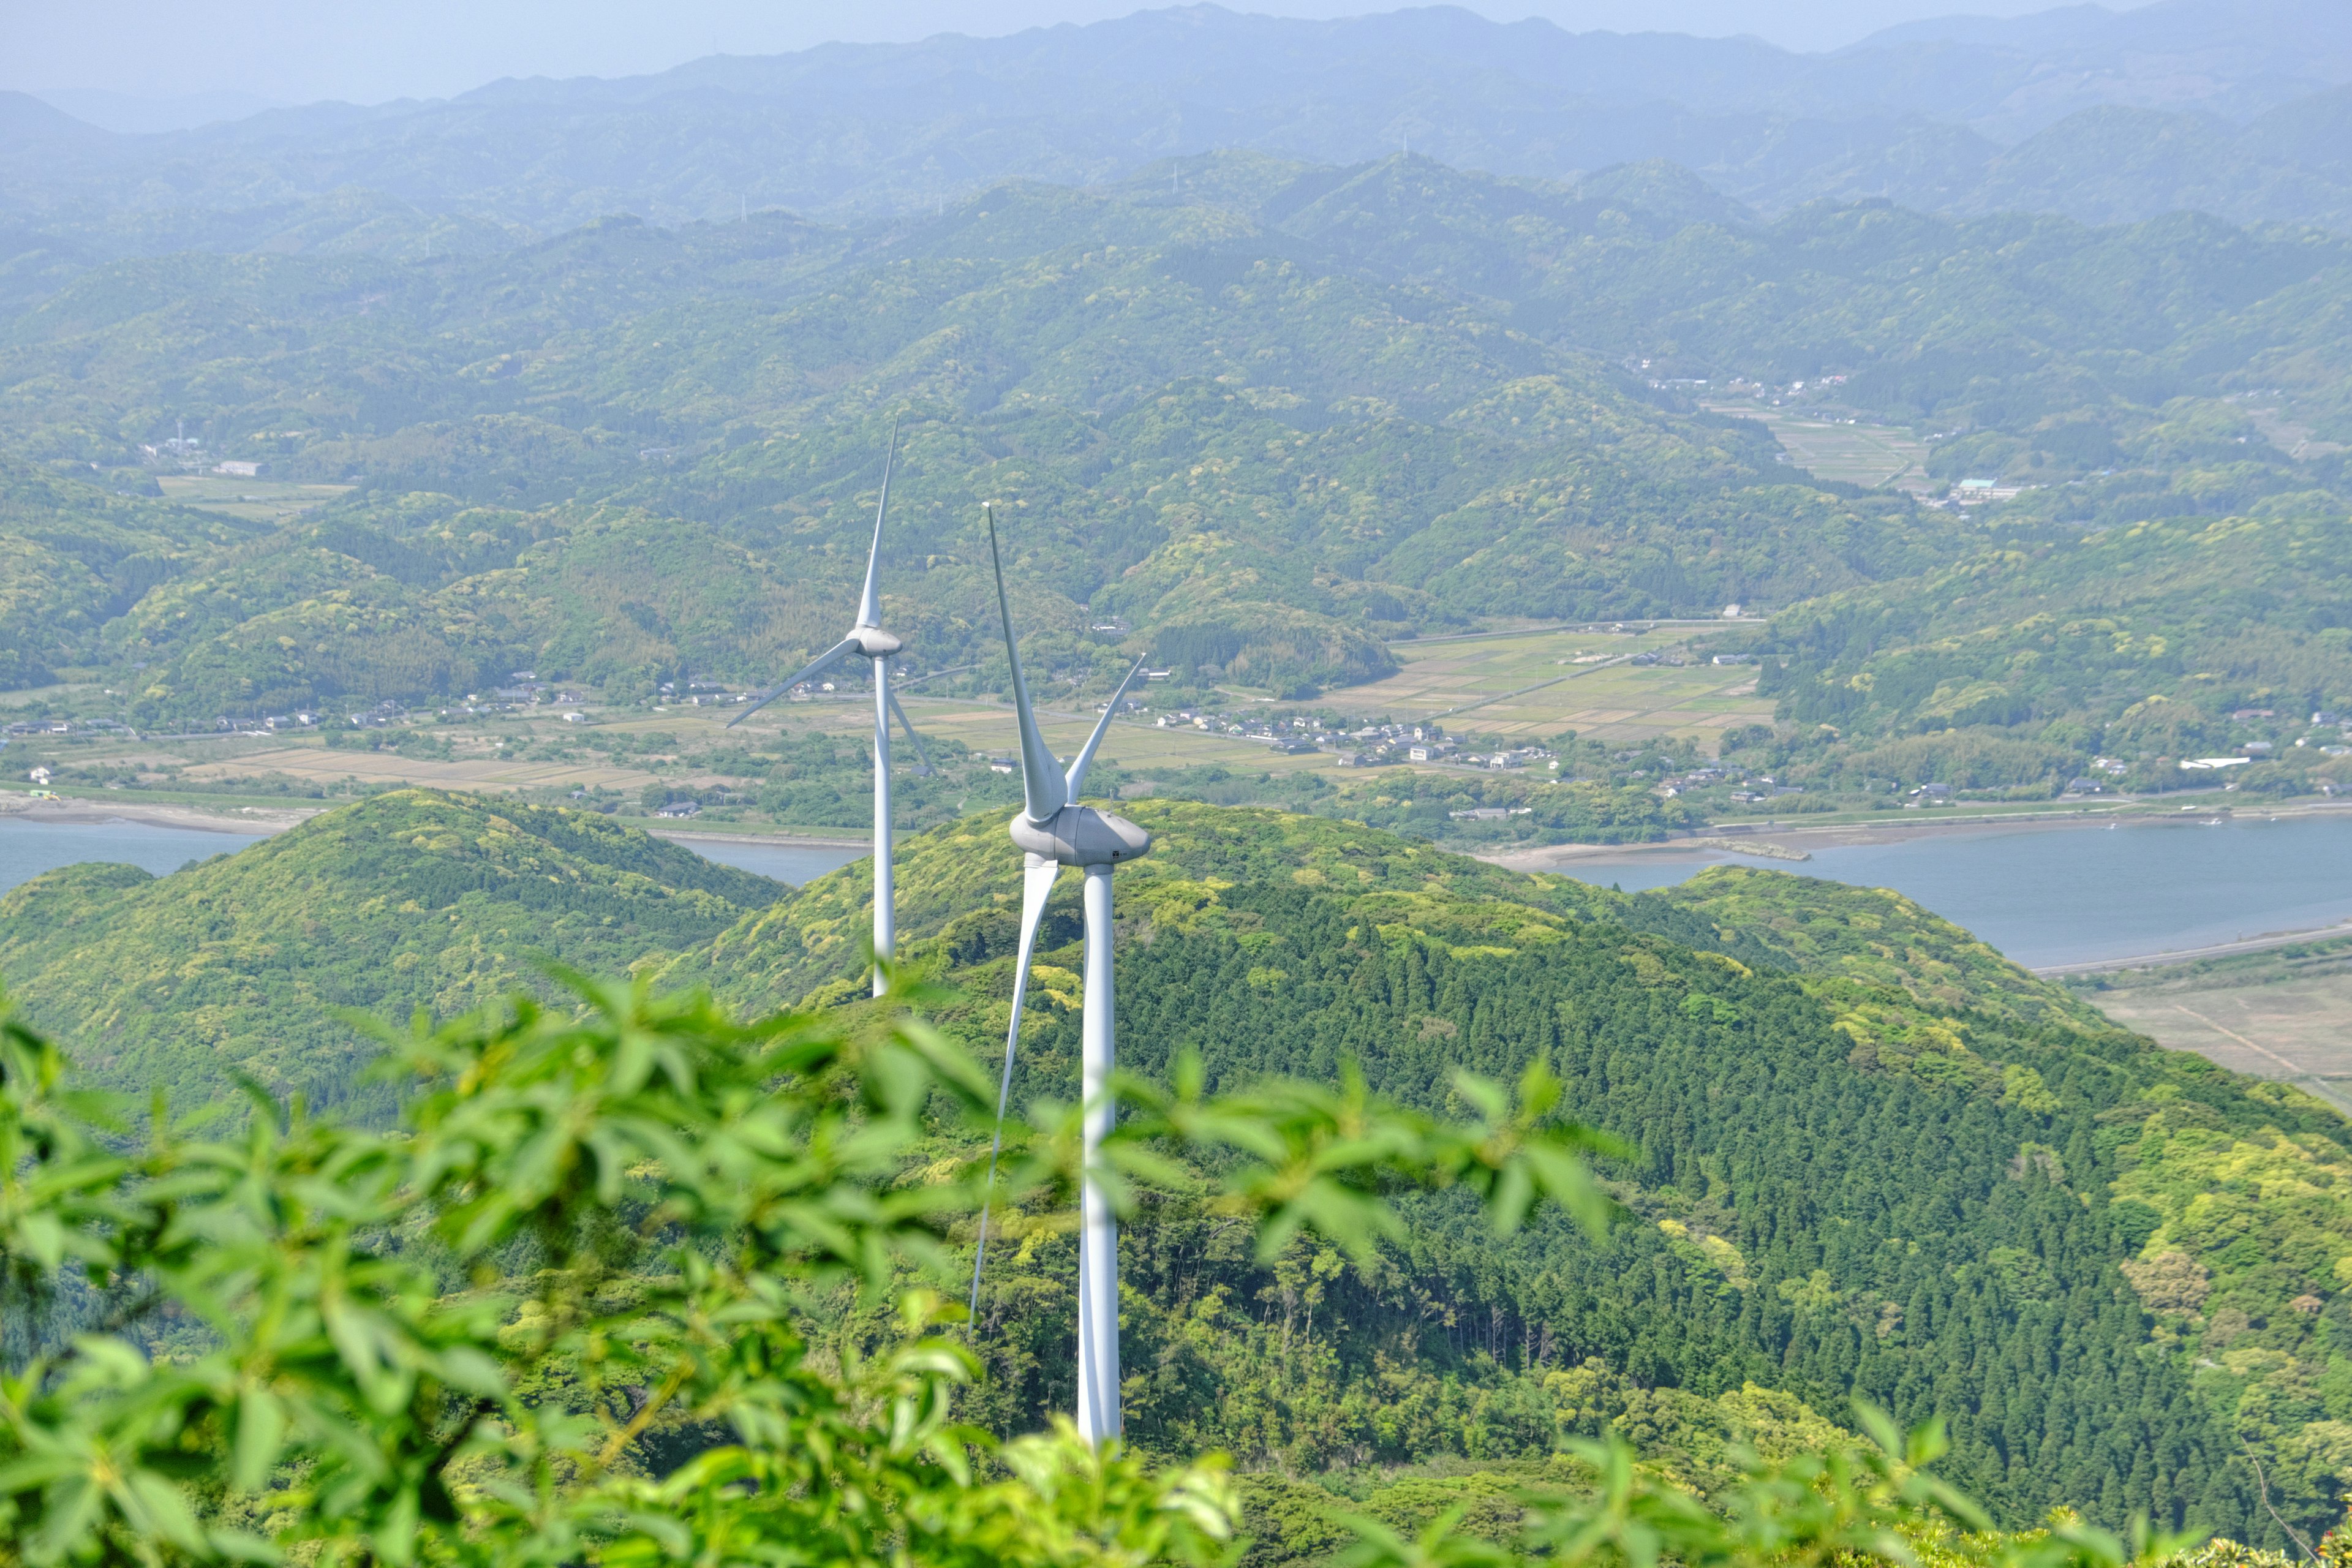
[{"xmin": 8, "ymin": 0, "xmax": 2352, "ymax": 241}]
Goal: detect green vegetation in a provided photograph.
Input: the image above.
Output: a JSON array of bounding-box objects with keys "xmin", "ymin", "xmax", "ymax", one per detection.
[
  {"xmin": 1751, "ymin": 512, "xmax": 2352, "ymax": 797},
  {"xmin": 2, "ymin": 152, "xmax": 2347, "ymax": 814},
  {"xmin": 12, "ymin": 945, "xmax": 2304, "ymax": 1568},
  {"xmin": 15, "ymin": 793, "xmax": 2352, "ymax": 1543},
  {"xmin": 0, "ymin": 162, "xmax": 1968, "ymax": 733},
  {"xmin": 13, "ymin": 790, "xmax": 2352, "ymax": 1551},
  {"xmin": 14, "ymin": 26, "xmax": 2352, "ymax": 1556},
  {"xmin": 0, "ymin": 961, "xmax": 1622, "ymax": 1567}
]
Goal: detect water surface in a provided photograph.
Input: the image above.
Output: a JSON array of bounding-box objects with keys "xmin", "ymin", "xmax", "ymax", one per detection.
[
  {"xmin": 0, "ymin": 817, "xmax": 266, "ymax": 894},
  {"xmin": 669, "ymin": 835, "xmax": 865, "ymax": 886},
  {"xmin": 1557, "ymin": 814, "xmax": 2352, "ymax": 969}
]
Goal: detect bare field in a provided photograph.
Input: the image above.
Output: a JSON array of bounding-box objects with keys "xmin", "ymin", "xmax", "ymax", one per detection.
[
  {"xmin": 2082, "ymin": 946, "xmax": 2352, "ymax": 1112},
  {"xmin": 1325, "ymin": 627, "xmax": 1771, "ymax": 744},
  {"xmin": 157, "ymin": 475, "xmax": 353, "ymax": 524},
  {"xmin": 181, "ymin": 745, "xmax": 666, "ymax": 794},
  {"xmin": 1702, "ymin": 404, "xmax": 1931, "ymax": 492},
  {"xmin": 2245, "ymin": 405, "xmax": 2346, "ymax": 463}
]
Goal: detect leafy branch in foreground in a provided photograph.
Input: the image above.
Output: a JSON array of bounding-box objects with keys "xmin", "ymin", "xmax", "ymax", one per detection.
[{"xmin": 0, "ymin": 978, "xmax": 2211, "ymax": 1568}]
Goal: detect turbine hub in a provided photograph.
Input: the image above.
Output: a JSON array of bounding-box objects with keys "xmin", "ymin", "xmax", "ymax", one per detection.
[
  {"xmin": 1009, "ymin": 805, "xmax": 1150, "ymax": 867},
  {"xmin": 849, "ymin": 625, "xmax": 903, "ymax": 657}
]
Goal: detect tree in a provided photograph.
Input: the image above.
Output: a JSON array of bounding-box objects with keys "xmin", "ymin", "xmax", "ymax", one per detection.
[{"xmin": 0, "ymin": 974, "xmax": 2200, "ymax": 1568}]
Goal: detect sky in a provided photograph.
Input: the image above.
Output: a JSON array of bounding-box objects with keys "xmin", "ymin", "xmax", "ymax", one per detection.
[{"xmin": 17, "ymin": 0, "xmax": 2152, "ymax": 123}]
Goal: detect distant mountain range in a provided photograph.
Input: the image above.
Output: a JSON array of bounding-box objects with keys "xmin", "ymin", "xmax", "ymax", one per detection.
[{"xmin": 6, "ymin": 0, "xmax": 2352, "ymax": 246}]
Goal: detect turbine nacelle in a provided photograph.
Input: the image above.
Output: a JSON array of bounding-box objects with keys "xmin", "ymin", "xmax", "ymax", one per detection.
[
  {"xmin": 1009, "ymin": 804, "xmax": 1150, "ymax": 867},
  {"xmin": 848, "ymin": 625, "xmax": 903, "ymax": 658}
]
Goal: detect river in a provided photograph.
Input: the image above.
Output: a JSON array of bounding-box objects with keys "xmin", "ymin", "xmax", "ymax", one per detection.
[
  {"xmin": 0, "ymin": 817, "xmax": 270, "ymax": 889},
  {"xmin": 1549, "ymin": 812, "xmax": 2352, "ymax": 970},
  {"xmin": 663, "ymin": 835, "xmax": 866, "ymax": 886}
]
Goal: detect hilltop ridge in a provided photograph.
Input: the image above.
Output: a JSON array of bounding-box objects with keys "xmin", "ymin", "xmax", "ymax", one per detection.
[{"xmin": 10, "ymin": 1, "xmax": 2352, "ymax": 232}]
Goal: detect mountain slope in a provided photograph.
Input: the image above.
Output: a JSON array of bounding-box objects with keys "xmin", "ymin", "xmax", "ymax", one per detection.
[
  {"xmin": 1, "ymin": 176, "xmax": 1967, "ymax": 720},
  {"xmin": 1754, "ymin": 508, "xmax": 2352, "ymax": 766},
  {"xmin": 679, "ymin": 799, "xmax": 2342, "ymax": 1540}
]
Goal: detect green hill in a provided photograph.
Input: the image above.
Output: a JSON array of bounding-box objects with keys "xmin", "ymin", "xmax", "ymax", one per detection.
[
  {"xmin": 668, "ymin": 800, "xmax": 2346, "ymax": 1543},
  {"xmin": 0, "ymin": 788, "xmax": 780, "ymax": 1116},
  {"xmin": 9, "ymin": 151, "xmax": 2352, "ymax": 756},
  {"xmin": 7, "ymin": 790, "xmax": 2351, "ymax": 1539}
]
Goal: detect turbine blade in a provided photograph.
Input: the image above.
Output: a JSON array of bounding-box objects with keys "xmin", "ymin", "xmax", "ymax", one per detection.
[
  {"xmin": 983, "ymin": 504, "xmax": 1066, "ymax": 822},
  {"xmin": 856, "ymin": 417, "xmax": 899, "ymax": 630},
  {"xmin": 886, "ymin": 680, "xmax": 934, "ymax": 777},
  {"xmin": 726, "ymin": 635, "xmax": 858, "ymax": 728},
  {"xmin": 1064, "ymin": 657, "xmax": 1147, "ymax": 801},
  {"xmin": 968, "ymin": 853, "xmax": 1063, "ymax": 1329}
]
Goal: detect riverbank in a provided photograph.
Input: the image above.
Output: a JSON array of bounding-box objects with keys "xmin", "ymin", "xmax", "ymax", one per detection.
[
  {"xmin": 1483, "ymin": 796, "xmax": 2352, "ymax": 872},
  {"xmin": 2034, "ymin": 921, "xmax": 2352, "ymax": 977},
  {"xmin": 0, "ymin": 795, "xmax": 315, "ymax": 835},
  {"xmin": 0, "ymin": 787, "xmax": 875, "ymax": 850},
  {"xmin": 650, "ymin": 827, "xmax": 869, "ymax": 851}
]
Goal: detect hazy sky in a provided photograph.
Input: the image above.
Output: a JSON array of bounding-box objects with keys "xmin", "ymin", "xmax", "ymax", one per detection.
[{"xmin": 17, "ymin": 0, "xmax": 2149, "ymax": 111}]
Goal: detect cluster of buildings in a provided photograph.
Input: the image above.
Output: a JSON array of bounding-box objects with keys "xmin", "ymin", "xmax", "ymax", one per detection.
[
  {"xmin": 133, "ymin": 438, "xmax": 271, "ymax": 478},
  {"xmin": 1153, "ymin": 707, "xmax": 1335, "ymax": 753},
  {"xmin": 1656, "ymin": 764, "xmax": 1738, "ymax": 798},
  {"xmin": 1139, "ymin": 710, "xmax": 1560, "ymax": 772},
  {"xmin": 1332, "ymin": 723, "xmax": 1555, "ymax": 771}
]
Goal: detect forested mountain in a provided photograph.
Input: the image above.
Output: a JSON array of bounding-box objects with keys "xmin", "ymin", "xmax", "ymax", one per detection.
[
  {"xmin": 1757, "ymin": 511, "xmax": 2352, "ymax": 763},
  {"xmin": 10, "ymin": 10, "xmax": 2352, "ymax": 1559},
  {"xmin": 0, "ymin": 167, "xmax": 1952, "ymax": 716},
  {"xmin": 0, "ymin": 789, "xmax": 780, "ymax": 1118},
  {"xmin": 7, "ymin": 788, "xmax": 2348, "ymax": 1545},
  {"xmin": 7, "ymin": 0, "xmax": 2352, "ymax": 238},
  {"xmin": 2, "ymin": 147, "xmax": 2347, "ymax": 766}
]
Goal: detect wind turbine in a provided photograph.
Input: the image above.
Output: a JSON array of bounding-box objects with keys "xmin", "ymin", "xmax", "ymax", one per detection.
[
  {"xmin": 968, "ymin": 502, "xmax": 1148, "ymax": 1447},
  {"xmin": 729, "ymin": 424, "xmax": 933, "ymax": 997}
]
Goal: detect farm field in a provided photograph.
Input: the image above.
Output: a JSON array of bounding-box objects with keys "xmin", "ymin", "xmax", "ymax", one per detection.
[
  {"xmin": 1325, "ymin": 626, "xmax": 1772, "ymax": 744},
  {"xmin": 815, "ymin": 694, "xmax": 1344, "ymax": 777},
  {"xmin": 1702, "ymin": 402, "xmax": 1932, "ymax": 492}
]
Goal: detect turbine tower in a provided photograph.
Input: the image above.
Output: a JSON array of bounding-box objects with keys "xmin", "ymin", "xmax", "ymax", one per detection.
[
  {"xmin": 729, "ymin": 424, "xmax": 932, "ymax": 996},
  {"xmin": 968, "ymin": 502, "xmax": 1148, "ymax": 1447}
]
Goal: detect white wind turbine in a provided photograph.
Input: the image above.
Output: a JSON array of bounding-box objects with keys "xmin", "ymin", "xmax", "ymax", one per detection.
[
  {"xmin": 729, "ymin": 424, "xmax": 932, "ymax": 997},
  {"xmin": 968, "ymin": 502, "xmax": 1148, "ymax": 1447}
]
